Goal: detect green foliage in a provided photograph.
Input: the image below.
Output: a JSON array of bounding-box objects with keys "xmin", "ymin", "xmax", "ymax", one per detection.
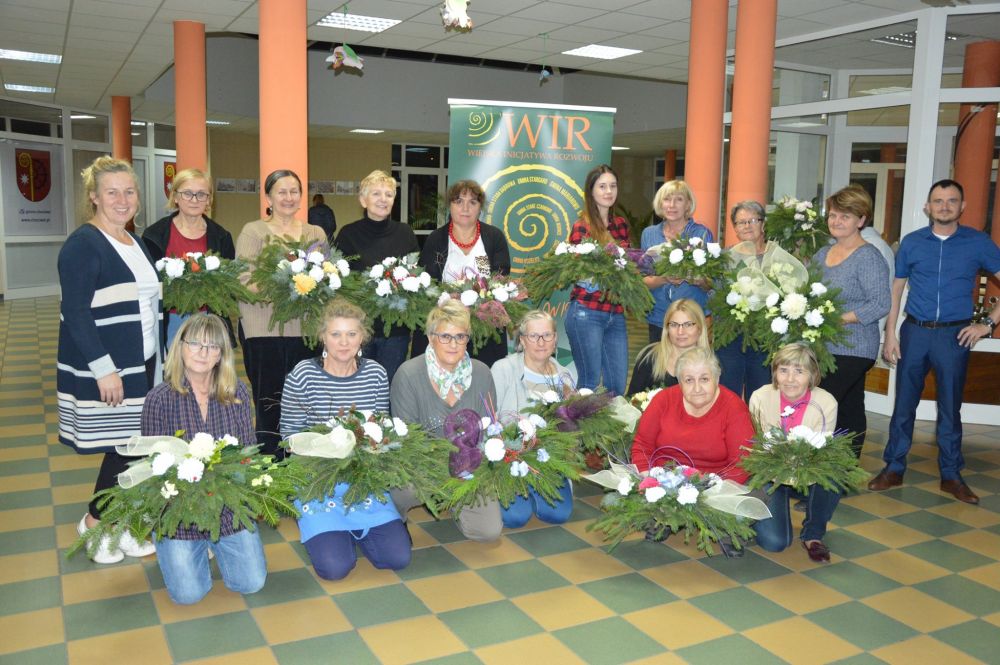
[
  {"xmin": 158, "ymin": 253, "xmax": 255, "ymax": 319},
  {"xmin": 524, "ymin": 391, "xmax": 631, "ymax": 461},
  {"xmin": 650, "ymin": 236, "xmax": 728, "ymax": 289},
  {"xmin": 765, "ymin": 195, "xmax": 830, "ymax": 263},
  {"xmin": 615, "ymin": 202, "xmax": 655, "ymax": 247},
  {"xmin": 355, "ymin": 254, "xmax": 441, "ymax": 337},
  {"xmin": 440, "ymin": 275, "xmax": 530, "ymax": 352}
]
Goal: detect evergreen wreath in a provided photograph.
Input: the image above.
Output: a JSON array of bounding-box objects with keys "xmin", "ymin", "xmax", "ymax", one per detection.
[
  {"xmin": 156, "ymin": 252, "xmax": 254, "ymax": 319},
  {"xmin": 438, "ymin": 273, "xmax": 530, "ymax": 352},
  {"xmin": 358, "ymin": 254, "xmax": 441, "ymax": 336}
]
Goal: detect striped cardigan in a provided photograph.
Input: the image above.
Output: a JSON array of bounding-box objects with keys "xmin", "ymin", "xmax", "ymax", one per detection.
[{"xmin": 57, "ymin": 223, "xmax": 162, "ymax": 453}]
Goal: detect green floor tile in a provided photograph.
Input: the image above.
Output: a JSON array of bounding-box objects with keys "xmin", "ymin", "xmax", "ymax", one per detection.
[
  {"xmin": 395, "ymin": 545, "xmax": 468, "ymax": 581},
  {"xmin": 0, "ymin": 458, "xmax": 48, "ymax": 477},
  {"xmin": 413, "ymin": 653, "xmax": 481, "ymax": 665},
  {"xmin": 53, "ymin": 503, "xmax": 89, "ymax": 525},
  {"xmin": 0, "ymin": 397, "xmax": 44, "ymax": 407},
  {"xmin": 603, "ymin": 539, "xmax": 688, "ymax": 570},
  {"xmin": 688, "ymin": 587, "xmax": 793, "ymax": 631},
  {"xmin": 255, "ymin": 523, "xmax": 285, "ymax": 544},
  {"xmin": 804, "ymin": 561, "xmax": 900, "ymax": 598},
  {"xmin": 915, "ymin": 575, "xmax": 1000, "ymax": 616},
  {"xmin": 273, "ymin": 632, "xmax": 378, "ymax": 665},
  {"xmin": 333, "ymin": 583, "xmax": 430, "ymax": 628},
  {"xmin": 242, "ymin": 568, "xmax": 325, "ymax": 608},
  {"xmin": 554, "ymin": 616, "xmax": 665, "ymax": 665},
  {"xmin": 889, "ymin": 511, "xmax": 972, "ymax": 537},
  {"xmin": 676, "ymin": 634, "xmax": 785, "ymax": 665},
  {"xmin": 964, "ymin": 473, "xmax": 1000, "ymax": 494},
  {"xmin": 932, "ymin": 619, "xmax": 1000, "ymax": 663},
  {"xmin": 698, "ymin": 550, "xmax": 792, "ymax": 585},
  {"xmin": 579, "ymin": 573, "xmax": 678, "ymax": 614},
  {"xmin": 962, "ymin": 457, "xmax": 995, "ymax": 472},
  {"xmin": 823, "ymin": 529, "xmax": 889, "ymax": 558},
  {"xmin": 882, "ymin": 486, "xmax": 953, "ymax": 508},
  {"xmin": 565, "ymin": 499, "xmax": 603, "ymax": 522},
  {"xmin": 977, "ymin": 494, "xmax": 1000, "ymax": 513},
  {"xmin": 164, "ymin": 611, "xmax": 265, "ymax": 662},
  {"xmin": 806, "ymin": 601, "xmax": 917, "ymax": 650},
  {"xmin": 49, "ymin": 468, "xmax": 99, "ymax": 487},
  {"xmin": 828, "ymin": 654, "xmax": 888, "ymax": 665},
  {"xmin": 901, "ymin": 540, "xmax": 995, "ymax": 573},
  {"xmin": 417, "ymin": 518, "xmax": 469, "ymax": 544},
  {"xmin": 0, "ymin": 526, "xmax": 55, "ymax": 556},
  {"xmin": 0, "ymin": 644, "xmax": 68, "ymax": 665},
  {"xmin": 829, "ymin": 503, "xmax": 880, "ymax": 527},
  {"xmin": 62, "ymin": 593, "xmax": 160, "ymax": 641},
  {"xmin": 0, "ymin": 487, "xmax": 52, "ymax": 509},
  {"xmin": 505, "ymin": 525, "xmax": 590, "ymax": 557},
  {"xmin": 0, "ymin": 413, "xmax": 47, "ymax": 426},
  {"xmin": 439, "ymin": 600, "xmax": 543, "ymax": 649},
  {"xmin": 477, "ymin": 560, "xmax": 570, "ymax": 598},
  {"xmin": 0, "ymin": 577, "xmax": 61, "ymax": 616}
]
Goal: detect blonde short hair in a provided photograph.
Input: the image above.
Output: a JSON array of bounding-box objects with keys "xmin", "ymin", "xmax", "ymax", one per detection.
[
  {"xmin": 318, "ymin": 297, "xmax": 373, "ymax": 346},
  {"xmin": 80, "ymin": 156, "xmax": 139, "ymax": 218},
  {"xmin": 653, "ymin": 180, "xmax": 696, "ymax": 218},
  {"xmin": 515, "ymin": 309, "xmax": 556, "ymax": 352},
  {"xmin": 359, "ymin": 169, "xmax": 398, "ymax": 198},
  {"xmin": 163, "ymin": 314, "xmax": 239, "ymax": 404},
  {"xmin": 770, "ymin": 343, "xmax": 820, "ymax": 390},
  {"xmin": 675, "ymin": 346, "xmax": 721, "ymax": 382},
  {"xmin": 426, "ymin": 299, "xmax": 471, "ymax": 335},
  {"xmin": 167, "ymin": 168, "xmax": 213, "ymax": 212}
]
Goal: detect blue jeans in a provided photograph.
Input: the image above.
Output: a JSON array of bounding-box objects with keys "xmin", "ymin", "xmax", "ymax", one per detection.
[
  {"xmin": 884, "ymin": 319, "xmax": 969, "ymax": 480},
  {"xmin": 565, "ymin": 300, "xmax": 628, "ymax": 396},
  {"xmin": 363, "ymin": 333, "xmax": 411, "ymax": 384},
  {"xmin": 717, "ymin": 335, "xmax": 771, "ymax": 403},
  {"xmin": 303, "ymin": 519, "xmax": 411, "ymax": 580},
  {"xmin": 155, "ymin": 528, "xmax": 267, "ymax": 605},
  {"xmin": 501, "ymin": 480, "xmax": 574, "ymax": 528},
  {"xmin": 755, "ymin": 484, "xmax": 841, "ymax": 550}
]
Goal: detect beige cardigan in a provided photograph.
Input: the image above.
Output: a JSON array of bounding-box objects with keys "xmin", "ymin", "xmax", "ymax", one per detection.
[{"xmin": 748, "ymin": 385, "xmax": 838, "ymax": 432}]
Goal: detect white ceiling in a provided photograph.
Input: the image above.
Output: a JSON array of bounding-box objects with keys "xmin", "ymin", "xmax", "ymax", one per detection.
[{"xmin": 0, "ymin": 0, "xmax": 997, "ymax": 136}]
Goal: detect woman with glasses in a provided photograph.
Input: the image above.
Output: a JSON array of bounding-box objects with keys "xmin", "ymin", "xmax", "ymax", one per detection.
[
  {"xmin": 641, "ymin": 181, "xmax": 715, "ymax": 344},
  {"xmin": 391, "ymin": 299, "xmax": 502, "ymax": 542},
  {"xmin": 143, "ymin": 168, "xmax": 236, "ymax": 348},
  {"xmin": 418, "ymin": 180, "xmax": 512, "ymax": 367},
  {"xmin": 491, "ymin": 309, "xmax": 577, "ymax": 527},
  {"xmin": 628, "ymin": 299, "xmax": 710, "ymax": 395},
  {"xmin": 141, "ymin": 313, "xmax": 267, "ymax": 603}
]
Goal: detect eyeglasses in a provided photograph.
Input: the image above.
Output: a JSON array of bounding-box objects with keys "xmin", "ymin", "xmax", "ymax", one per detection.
[
  {"xmin": 522, "ymin": 332, "xmax": 555, "ymax": 343},
  {"xmin": 431, "ymin": 332, "xmax": 470, "ymax": 345},
  {"xmin": 667, "ymin": 321, "xmax": 698, "ymax": 330},
  {"xmin": 183, "ymin": 340, "xmax": 222, "ymax": 354},
  {"xmin": 733, "ymin": 218, "xmax": 762, "ymax": 228},
  {"xmin": 177, "ymin": 190, "xmax": 210, "ymax": 202}
]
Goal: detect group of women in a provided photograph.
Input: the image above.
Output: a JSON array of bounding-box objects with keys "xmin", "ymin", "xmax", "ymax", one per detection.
[{"xmin": 59, "ymin": 155, "xmax": 890, "ymax": 605}]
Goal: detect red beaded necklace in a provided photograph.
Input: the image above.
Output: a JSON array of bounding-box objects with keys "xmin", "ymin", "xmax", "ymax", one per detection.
[{"xmin": 449, "ymin": 221, "xmax": 480, "ymax": 251}]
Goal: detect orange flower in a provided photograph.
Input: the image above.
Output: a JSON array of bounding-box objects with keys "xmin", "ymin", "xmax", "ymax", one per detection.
[{"xmin": 292, "ymin": 273, "xmax": 317, "ymax": 295}]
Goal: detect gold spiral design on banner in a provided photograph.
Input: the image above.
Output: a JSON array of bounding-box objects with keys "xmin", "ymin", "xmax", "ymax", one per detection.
[{"xmin": 467, "ymin": 111, "xmax": 502, "ymax": 146}]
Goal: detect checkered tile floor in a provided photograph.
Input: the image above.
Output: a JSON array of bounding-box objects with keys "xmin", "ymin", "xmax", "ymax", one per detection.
[{"xmin": 3, "ymin": 296, "xmax": 1000, "ymax": 664}]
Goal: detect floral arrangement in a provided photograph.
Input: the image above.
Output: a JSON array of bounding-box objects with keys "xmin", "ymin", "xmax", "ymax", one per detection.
[
  {"xmin": 438, "ymin": 272, "xmax": 529, "ymax": 352},
  {"xmin": 741, "ymin": 424, "xmax": 869, "ymax": 496},
  {"xmin": 284, "ymin": 409, "xmax": 452, "ymax": 513},
  {"xmin": 765, "ymin": 195, "xmax": 830, "ymax": 262},
  {"xmin": 360, "ymin": 254, "xmax": 440, "ymax": 336},
  {"xmin": 629, "ymin": 388, "xmax": 663, "ymax": 412},
  {"xmin": 155, "ymin": 252, "xmax": 254, "ymax": 319},
  {"xmin": 524, "ymin": 388, "xmax": 631, "ymax": 470},
  {"xmin": 440, "ymin": 403, "xmax": 583, "ymax": 512},
  {"xmin": 583, "ymin": 462, "xmax": 769, "ymax": 554},
  {"xmin": 249, "ymin": 239, "xmax": 357, "ymax": 346},
  {"xmin": 68, "ymin": 432, "xmax": 302, "ymax": 558},
  {"xmin": 647, "ymin": 236, "xmax": 727, "ymax": 288},
  {"xmin": 522, "ymin": 241, "xmax": 653, "ymax": 318}
]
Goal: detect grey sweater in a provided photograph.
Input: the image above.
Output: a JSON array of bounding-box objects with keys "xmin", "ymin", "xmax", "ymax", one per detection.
[{"xmin": 390, "ymin": 355, "xmax": 496, "ymax": 436}]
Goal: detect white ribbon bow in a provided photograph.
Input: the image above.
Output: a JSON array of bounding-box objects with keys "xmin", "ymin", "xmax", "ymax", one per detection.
[
  {"xmin": 115, "ymin": 435, "xmax": 192, "ymax": 489},
  {"xmin": 286, "ymin": 426, "xmax": 357, "ymax": 459}
]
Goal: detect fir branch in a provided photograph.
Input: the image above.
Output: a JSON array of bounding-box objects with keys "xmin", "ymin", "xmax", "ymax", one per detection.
[
  {"xmin": 158, "ymin": 253, "xmax": 256, "ymax": 318},
  {"xmin": 741, "ymin": 425, "xmax": 870, "ymax": 496}
]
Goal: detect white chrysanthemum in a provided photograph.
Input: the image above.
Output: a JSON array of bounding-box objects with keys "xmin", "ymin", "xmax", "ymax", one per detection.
[
  {"xmin": 676, "ymin": 483, "xmax": 699, "ymax": 505},
  {"xmin": 392, "ymin": 266, "xmax": 409, "ymax": 281},
  {"xmin": 308, "ymin": 265, "xmax": 326, "ymax": 282},
  {"xmin": 804, "ymin": 309, "xmax": 824, "ymax": 327},
  {"xmin": 289, "ymin": 258, "xmax": 306, "ymax": 273},
  {"xmin": 437, "ymin": 292, "xmax": 452, "ymax": 307},
  {"xmin": 668, "ymin": 248, "xmax": 684, "ymax": 265},
  {"xmin": 576, "ymin": 242, "xmax": 597, "ymax": 254},
  {"xmin": 692, "ymin": 248, "xmax": 707, "ymax": 266},
  {"xmin": 765, "ymin": 292, "xmax": 780, "ymax": 308},
  {"xmin": 176, "ymin": 457, "xmax": 205, "ymax": 483},
  {"xmin": 328, "ymin": 273, "xmax": 342, "ymax": 289},
  {"xmin": 382, "ymin": 256, "xmax": 397, "ymax": 266},
  {"xmin": 401, "ymin": 276, "xmax": 420, "ymax": 292},
  {"xmin": 160, "ymin": 481, "xmax": 178, "ymax": 499},
  {"xmin": 617, "ymin": 476, "xmax": 633, "ymax": 495},
  {"xmin": 203, "ymin": 255, "xmax": 220, "ymax": 271},
  {"xmin": 336, "ymin": 259, "xmax": 350, "ymax": 276},
  {"xmin": 151, "ymin": 451, "xmax": 175, "ymax": 476},
  {"xmin": 793, "ymin": 212, "xmax": 805, "ymax": 221},
  {"xmin": 536, "ymin": 448, "xmax": 550, "ymax": 463},
  {"xmin": 188, "ymin": 432, "xmax": 216, "ymax": 461},
  {"xmin": 517, "ymin": 418, "xmax": 536, "ymax": 440},
  {"xmin": 707, "ymin": 242, "xmax": 722, "ymax": 258},
  {"xmin": 726, "ymin": 291, "xmax": 741, "ymax": 306},
  {"xmin": 554, "ymin": 242, "xmax": 569, "ymax": 256},
  {"xmin": 540, "ymin": 390, "xmax": 560, "ymax": 404},
  {"xmin": 369, "ymin": 265, "xmax": 384, "ymax": 279},
  {"xmin": 460, "ymin": 290, "xmax": 479, "ymax": 306},
  {"xmin": 789, "ymin": 425, "xmax": 828, "ymax": 449},
  {"xmin": 306, "ymin": 251, "xmax": 325, "ymax": 265},
  {"xmin": 164, "ymin": 258, "xmax": 185, "ymax": 279},
  {"xmin": 801, "ymin": 222, "xmax": 813, "ymax": 230},
  {"xmin": 688, "ymin": 237, "xmax": 703, "ymax": 246},
  {"xmin": 155, "ymin": 258, "xmax": 166, "ymax": 271},
  {"xmin": 362, "ymin": 421, "xmax": 384, "ymax": 443},
  {"xmin": 186, "ymin": 252, "xmax": 203, "ymax": 260},
  {"xmin": 510, "ymin": 460, "xmax": 530, "ymax": 477},
  {"xmin": 809, "ymin": 282, "xmax": 828, "ymax": 296},
  {"xmin": 780, "ymin": 292, "xmax": 808, "ymax": 320},
  {"xmin": 418, "ymin": 272, "xmax": 431, "ymax": 287},
  {"xmin": 391, "ymin": 417, "xmax": 408, "ymax": 436},
  {"xmin": 484, "ymin": 438, "xmax": 506, "ymax": 462},
  {"xmin": 771, "ymin": 317, "xmax": 790, "ymax": 334},
  {"xmin": 577, "ymin": 388, "xmax": 593, "ymax": 396},
  {"xmin": 795, "ymin": 201, "xmax": 810, "ymax": 213},
  {"xmin": 375, "ymin": 279, "xmax": 392, "ymax": 297},
  {"xmin": 528, "ymin": 414, "xmax": 547, "ymax": 429},
  {"xmin": 644, "ymin": 486, "xmax": 666, "ymax": 502},
  {"xmin": 491, "ymin": 287, "xmax": 509, "ymax": 303}
]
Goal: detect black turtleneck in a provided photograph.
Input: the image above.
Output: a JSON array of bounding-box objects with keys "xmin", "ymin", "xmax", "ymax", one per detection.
[{"xmin": 334, "ymin": 215, "xmax": 419, "ymax": 271}]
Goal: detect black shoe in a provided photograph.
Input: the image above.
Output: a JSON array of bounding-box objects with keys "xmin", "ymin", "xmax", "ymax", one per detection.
[
  {"xmin": 645, "ymin": 528, "xmax": 669, "ymax": 543},
  {"xmin": 719, "ymin": 538, "xmax": 745, "ymax": 559}
]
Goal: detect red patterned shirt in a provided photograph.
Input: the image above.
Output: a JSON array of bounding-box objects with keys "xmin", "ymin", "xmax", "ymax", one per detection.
[{"xmin": 569, "ymin": 215, "xmax": 631, "ymax": 314}]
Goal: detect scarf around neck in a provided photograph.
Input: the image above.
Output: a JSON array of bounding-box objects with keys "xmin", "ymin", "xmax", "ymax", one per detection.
[{"xmin": 426, "ymin": 345, "xmax": 473, "ymax": 400}]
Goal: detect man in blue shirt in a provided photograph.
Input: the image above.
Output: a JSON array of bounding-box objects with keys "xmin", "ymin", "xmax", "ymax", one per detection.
[{"xmin": 869, "ymin": 179, "xmax": 1000, "ymax": 504}]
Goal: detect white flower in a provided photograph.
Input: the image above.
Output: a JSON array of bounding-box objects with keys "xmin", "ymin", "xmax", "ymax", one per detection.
[
  {"xmin": 554, "ymin": 242, "xmax": 569, "ymax": 256},
  {"xmin": 391, "ymin": 418, "xmax": 409, "ymax": 436},
  {"xmin": 401, "ymin": 276, "xmax": 420, "ymax": 292},
  {"xmin": 528, "ymin": 414, "xmax": 547, "ymax": 429},
  {"xmin": 780, "ymin": 293, "xmax": 808, "ymax": 320},
  {"xmin": 185, "ymin": 252, "xmax": 203, "ymax": 260},
  {"xmin": 176, "ymin": 457, "xmax": 205, "ymax": 483},
  {"xmin": 781, "ymin": 405, "xmax": 795, "ymax": 418},
  {"xmin": 221, "ymin": 434, "xmax": 239, "ymax": 447},
  {"xmin": 203, "ymin": 255, "xmax": 220, "ymax": 271},
  {"xmin": 793, "ymin": 212, "xmax": 805, "ymax": 221},
  {"xmin": 517, "ymin": 418, "xmax": 536, "ymax": 440},
  {"xmin": 540, "ymin": 390, "xmax": 560, "ymax": 404},
  {"xmin": 577, "ymin": 388, "xmax": 594, "ymax": 396},
  {"xmin": 614, "ymin": 258, "xmax": 627, "ymax": 269},
  {"xmin": 771, "ymin": 317, "xmax": 790, "ymax": 334},
  {"xmin": 644, "ymin": 486, "xmax": 667, "ymax": 502},
  {"xmin": 164, "ymin": 258, "xmax": 185, "ymax": 279},
  {"xmin": 160, "ymin": 481, "xmax": 178, "ymax": 499},
  {"xmin": 765, "ymin": 292, "xmax": 780, "ymax": 308},
  {"xmin": 726, "ymin": 291, "xmax": 741, "ymax": 306},
  {"xmin": 308, "ymin": 265, "xmax": 326, "ymax": 282},
  {"xmin": 369, "ymin": 265, "xmax": 384, "ymax": 279},
  {"xmin": 325, "ymin": 425, "xmax": 357, "ymax": 458},
  {"xmin": 481, "ymin": 416, "xmax": 493, "ymax": 430},
  {"xmin": 809, "ymin": 282, "xmax": 828, "ymax": 296},
  {"xmin": 648, "ymin": 466, "xmax": 666, "ymax": 479},
  {"xmin": 188, "ymin": 433, "xmax": 216, "ymax": 461},
  {"xmin": 484, "ymin": 438, "xmax": 506, "ymax": 462},
  {"xmin": 804, "ymin": 309, "xmax": 824, "ymax": 327},
  {"xmin": 418, "ymin": 272, "xmax": 431, "ymax": 287},
  {"xmin": 155, "ymin": 258, "xmax": 166, "ymax": 271},
  {"xmin": 151, "ymin": 451, "xmax": 175, "ymax": 476},
  {"xmin": 328, "ymin": 273, "xmax": 342, "ymax": 289},
  {"xmin": 510, "ymin": 460, "xmax": 530, "ymax": 477},
  {"xmin": 795, "ymin": 201, "xmax": 810, "ymax": 213},
  {"xmin": 392, "ymin": 266, "xmax": 409, "ymax": 281},
  {"xmin": 460, "ymin": 289, "xmax": 479, "ymax": 306},
  {"xmin": 676, "ymin": 483, "xmax": 700, "ymax": 505},
  {"xmin": 801, "ymin": 223, "xmax": 813, "ymax": 230},
  {"xmin": 706, "ymin": 242, "xmax": 722, "ymax": 258},
  {"xmin": 382, "ymin": 256, "xmax": 397, "ymax": 266},
  {"xmin": 306, "ymin": 251, "xmax": 324, "ymax": 265},
  {"xmin": 789, "ymin": 425, "xmax": 828, "ymax": 449},
  {"xmin": 491, "ymin": 287, "xmax": 509, "ymax": 303},
  {"xmin": 375, "ymin": 279, "xmax": 393, "ymax": 297},
  {"xmin": 336, "ymin": 260, "xmax": 350, "ymax": 276},
  {"xmin": 288, "ymin": 258, "xmax": 306, "ymax": 273},
  {"xmin": 437, "ymin": 292, "xmax": 451, "ymax": 307},
  {"xmin": 692, "ymin": 248, "xmax": 707, "ymax": 266},
  {"xmin": 362, "ymin": 421, "xmax": 384, "ymax": 443},
  {"xmin": 616, "ymin": 476, "xmax": 633, "ymax": 495},
  {"xmin": 577, "ymin": 242, "xmax": 597, "ymax": 254},
  {"xmin": 536, "ymin": 448, "xmax": 550, "ymax": 463},
  {"xmin": 668, "ymin": 248, "xmax": 684, "ymax": 265},
  {"xmin": 688, "ymin": 237, "xmax": 703, "ymax": 246}
]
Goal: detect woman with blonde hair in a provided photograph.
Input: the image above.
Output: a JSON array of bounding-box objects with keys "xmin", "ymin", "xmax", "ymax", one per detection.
[
  {"xmin": 628, "ymin": 298, "xmax": 710, "ymax": 395},
  {"xmin": 143, "ymin": 168, "xmax": 236, "ymax": 348}
]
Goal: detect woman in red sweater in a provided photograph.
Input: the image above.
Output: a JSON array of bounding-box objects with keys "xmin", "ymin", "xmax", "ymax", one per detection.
[{"xmin": 632, "ymin": 347, "xmax": 753, "ymax": 483}]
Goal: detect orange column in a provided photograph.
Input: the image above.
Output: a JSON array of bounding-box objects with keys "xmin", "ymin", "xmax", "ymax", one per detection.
[
  {"xmin": 990, "ymin": 178, "xmax": 1000, "ymax": 337},
  {"xmin": 173, "ymin": 21, "xmax": 207, "ymax": 172},
  {"xmin": 725, "ymin": 0, "xmax": 777, "ymax": 246},
  {"xmin": 683, "ymin": 0, "xmax": 727, "ymax": 238},
  {"xmin": 663, "ymin": 149, "xmax": 677, "ymax": 182},
  {"xmin": 259, "ymin": 0, "xmax": 308, "ymax": 218},
  {"xmin": 954, "ymin": 41, "xmax": 1000, "ymax": 233},
  {"xmin": 111, "ymin": 96, "xmax": 132, "ymax": 162}
]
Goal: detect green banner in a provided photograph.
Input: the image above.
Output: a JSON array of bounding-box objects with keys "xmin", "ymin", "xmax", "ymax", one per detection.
[{"xmin": 448, "ymin": 99, "xmax": 615, "ymax": 364}]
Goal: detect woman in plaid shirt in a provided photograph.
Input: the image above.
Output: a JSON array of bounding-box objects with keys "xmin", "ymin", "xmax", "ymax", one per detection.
[{"xmin": 564, "ymin": 164, "xmax": 632, "ymax": 396}]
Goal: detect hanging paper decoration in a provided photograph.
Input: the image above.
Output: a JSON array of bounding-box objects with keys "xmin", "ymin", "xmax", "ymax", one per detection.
[
  {"xmin": 326, "ymin": 44, "xmax": 364, "ymax": 71},
  {"xmin": 539, "ymin": 67, "xmax": 551, "ymax": 83},
  {"xmin": 441, "ymin": 0, "xmax": 472, "ymax": 30}
]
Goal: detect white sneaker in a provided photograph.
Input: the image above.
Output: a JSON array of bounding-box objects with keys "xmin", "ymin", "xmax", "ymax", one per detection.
[
  {"xmin": 118, "ymin": 529, "xmax": 156, "ymax": 558},
  {"xmin": 77, "ymin": 515, "xmax": 125, "ymax": 564}
]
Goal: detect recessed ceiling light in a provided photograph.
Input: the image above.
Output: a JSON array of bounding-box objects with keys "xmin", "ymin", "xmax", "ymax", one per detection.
[
  {"xmin": 70, "ymin": 114, "xmax": 96, "ymax": 120},
  {"xmin": 0, "ymin": 49, "xmax": 61, "ymax": 64},
  {"xmin": 350, "ymin": 128, "xmax": 384, "ymax": 134},
  {"xmin": 611, "ymin": 146, "xmax": 629, "ymax": 151},
  {"xmin": 131, "ymin": 132, "xmax": 141, "ymax": 136},
  {"xmin": 4, "ymin": 83, "xmax": 54, "ymax": 93},
  {"xmin": 131, "ymin": 120, "xmax": 146, "ymax": 126},
  {"xmin": 205, "ymin": 120, "xmax": 230, "ymax": 126},
  {"xmin": 871, "ymin": 30, "xmax": 961, "ymax": 49},
  {"xmin": 316, "ymin": 12, "xmax": 400, "ymax": 33},
  {"xmin": 562, "ymin": 44, "xmax": 641, "ymax": 60}
]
